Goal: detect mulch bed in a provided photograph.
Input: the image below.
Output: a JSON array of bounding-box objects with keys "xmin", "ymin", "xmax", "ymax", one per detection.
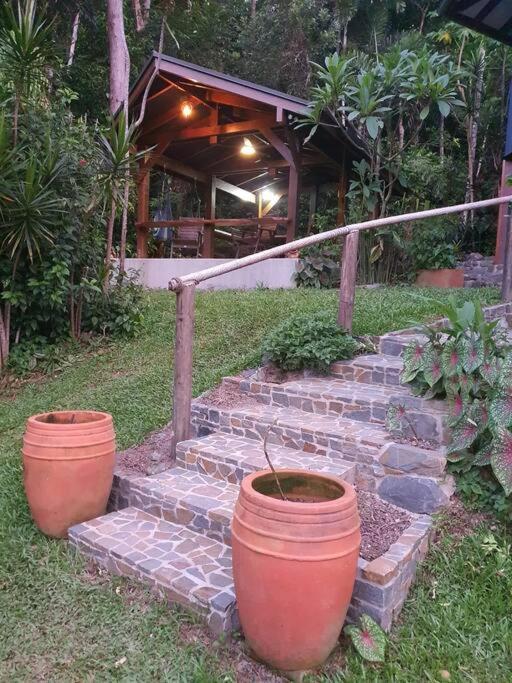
[
  {"xmin": 201, "ymin": 381, "xmax": 262, "ymax": 410},
  {"xmin": 116, "ymin": 424, "xmax": 174, "ymax": 475},
  {"xmin": 357, "ymin": 490, "xmax": 411, "ymax": 561}
]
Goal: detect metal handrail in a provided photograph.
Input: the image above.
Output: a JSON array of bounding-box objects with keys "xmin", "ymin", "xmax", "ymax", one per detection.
[{"xmin": 168, "ymin": 195, "xmax": 512, "ymax": 291}]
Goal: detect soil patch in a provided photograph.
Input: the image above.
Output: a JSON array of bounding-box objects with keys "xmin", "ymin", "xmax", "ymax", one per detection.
[
  {"xmin": 431, "ymin": 496, "xmax": 494, "ymax": 546},
  {"xmin": 253, "ymin": 363, "xmax": 307, "ymax": 384},
  {"xmin": 201, "ymin": 381, "xmax": 261, "ymax": 410},
  {"xmin": 116, "ymin": 424, "xmax": 174, "ymax": 475},
  {"xmin": 357, "ymin": 490, "xmax": 411, "ymax": 561}
]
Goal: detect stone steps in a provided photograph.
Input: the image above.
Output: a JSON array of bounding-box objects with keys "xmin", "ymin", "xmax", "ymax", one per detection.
[
  {"xmin": 233, "ymin": 374, "xmax": 446, "ymax": 443},
  {"xmin": 176, "ymin": 432, "xmax": 356, "ymax": 485},
  {"xmin": 129, "ymin": 468, "xmax": 238, "ymax": 546},
  {"xmin": 69, "ymin": 506, "xmax": 237, "ymax": 635},
  {"xmin": 331, "ymin": 354, "xmax": 403, "ymax": 387},
  {"xmin": 190, "ymin": 401, "xmax": 450, "ymax": 513}
]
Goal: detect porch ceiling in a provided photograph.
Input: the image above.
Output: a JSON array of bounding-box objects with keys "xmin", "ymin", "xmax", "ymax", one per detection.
[
  {"xmin": 439, "ymin": 0, "xmax": 512, "ymax": 46},
  {"xmin": 130, "ymin": 53, "xmax": 367, "ymax": 193}
]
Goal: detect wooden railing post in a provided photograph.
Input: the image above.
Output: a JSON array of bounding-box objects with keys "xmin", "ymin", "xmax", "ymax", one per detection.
[
  {"xmin": 338, "ymin": 230, "xmax": 359, "ymax": 332},
  {"xmin": 171, "ymin": 283, "xmax": 196, "ymax": 457},
  {"xmin": 501, "ymin": 201, "xmax": 512, "ymax": 301}
]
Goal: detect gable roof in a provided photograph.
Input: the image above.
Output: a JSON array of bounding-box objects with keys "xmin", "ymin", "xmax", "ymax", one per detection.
[{"xmin": 439, "ymin": 0, "xmax": 512, "ymax": 46}]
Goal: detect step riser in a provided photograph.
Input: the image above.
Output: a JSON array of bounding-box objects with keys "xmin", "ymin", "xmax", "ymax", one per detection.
[
  {"xmin": 330, "ymin": 363, "xmax": 401, "ymax": 387},
  {"xmin": 233, "ymin": 379, "xmax": 447, "ymax": 445},
  {"xmin": 176, "ymin": 443, "xmax": 357, "ymax": 486},
  {"xmin": 128, "ymin": 482, "xmax": 233, "ymax": 547}
]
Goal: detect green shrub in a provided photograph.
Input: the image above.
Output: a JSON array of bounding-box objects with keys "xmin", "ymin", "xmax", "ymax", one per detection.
[
  {"xmin": 406, "ymin": 216, "xmax": 459, "ymax": 272},
  {"xmin": 261, "ymin": 312, "xmax": 359, "ymax": 372},
  {"xmin": 400, "ymin": 296, "xmax": 512, "ymax": 512}
]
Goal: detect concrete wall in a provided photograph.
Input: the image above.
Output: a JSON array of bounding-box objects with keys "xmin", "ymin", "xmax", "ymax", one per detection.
[{"xmin": 122, "ymin": 258, "xmax": 298, "ymax": 290}]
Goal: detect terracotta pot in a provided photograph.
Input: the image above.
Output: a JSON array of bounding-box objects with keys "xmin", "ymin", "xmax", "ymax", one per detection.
[
  {"xmin": 231, "ymin": 470, "xmax": 360, "ymax": 675},
  {"xmin": 22, "ymin": 411, "xmax": 116, "ymax": 538},
  {"xmin": 415, "ymin": 268, "xmax": 464, "ymax": 288}
]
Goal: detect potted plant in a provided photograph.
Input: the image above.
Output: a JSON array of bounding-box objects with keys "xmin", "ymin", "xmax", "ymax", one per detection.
[
  {"xmin": 231, "ymin": 435, "xmax": 360, "ymax": 676},
  {"xmin": 22, "ymin": 411, "xmax": 116, "ymax": 538},
  {"xmin": 409, "ymin": 217, "xmax": 464, "ymax": 288}
]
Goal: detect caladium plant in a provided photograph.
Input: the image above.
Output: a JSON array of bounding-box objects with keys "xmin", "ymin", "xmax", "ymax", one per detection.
[
  {"xmin": 345, "ymin": 614, "xmax": 386, "ymax": 663},
  {"xmin": 399, "ymin": 297, "xmax": 512, "ymax": 498}
]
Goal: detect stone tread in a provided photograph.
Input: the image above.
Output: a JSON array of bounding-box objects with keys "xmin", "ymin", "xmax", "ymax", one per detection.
[
  {"xmin": 332, "ymin": 353, "xmax": 403, "ymax": 373},
  {"xmin": 68, "ymin": 506, "xmax": 236, "ymax": 634},
  {"xmin": 241, "ymin": 375, "xmax": 445, "ymax": 414},
  {"xmin": 129, "ymin": 467, "xmax": 238, "ymax": 544},
  {"xmin": 176, "ymin": 432, "xmax": 357, "ymax": 484}
]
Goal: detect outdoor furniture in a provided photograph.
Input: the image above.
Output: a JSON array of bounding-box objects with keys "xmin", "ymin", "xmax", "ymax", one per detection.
[{"xmin": 170, "ymin": 219, "xmax": 204, "ymax": 257}]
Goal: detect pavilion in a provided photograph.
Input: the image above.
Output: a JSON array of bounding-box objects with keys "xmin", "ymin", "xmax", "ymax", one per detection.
[{"xmin": 128, "ymin": 52, "xmax": 367, "ymax": 259}]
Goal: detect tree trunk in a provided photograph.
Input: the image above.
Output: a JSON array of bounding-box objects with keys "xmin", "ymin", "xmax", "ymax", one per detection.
[
  {"xmin": 67, "ymin": 11, "xmax": 80, "ymax": 67},
  {"xmin": 104, "ymin": 197, "xmax": 116, "ymax": 292},
  {"xmin": 465, "ymin": 47, "xmax": 486, "ymax": 225},
  {"xmin": 119, "ymin": 172, "xmax": 130, "ymax": 277},
  {"xmin": 132, "ymin": 0, "xmax": 152, "ymax": 32},
  {"xmin": 439, "ymin": 114, "xmax": 445, "ymax": 160},
  {"xmin": 107, "ymin": 0, "xmax": 130, "ymax": 115},
  {"xmin": 250, "ymin": 0, "xmax": 257, "ymax": 19}
]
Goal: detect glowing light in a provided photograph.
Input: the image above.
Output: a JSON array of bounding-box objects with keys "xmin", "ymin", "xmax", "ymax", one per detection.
[
  {"xmin": 240, "ymin": 137, "xmax": 256, "ymax": 156},
  {"xmin": 181, "ymin": 101, "xmax": 193, "ymax": 118},
  {"xmin": 262, "ymin": 189, "xmax": 277, "ymax": 203}
]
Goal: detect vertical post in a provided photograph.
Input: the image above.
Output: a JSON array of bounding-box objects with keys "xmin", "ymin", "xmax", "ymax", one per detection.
[
  {"xmin": 203, "ymin": 177, "xmax": 216, "ymax": 258},
  {"xmin": 287, "ymin": 164, "xmax": 300, "ymax": 242},
  {"xmin": 307, "ymin": 185, "xmax": 318, "ymax": 233},
  {"xmin": 136, "ymin": 167, "xmax": 150, "ymax": 258},
  {"xmin": 171, "ymin": 283, "xmax": 196, "ymax": 457},
  {"xmin": 495, "ymin": 159, "xmax": 512, "ymax": 264},
  {"xmin": 338, "ymin": 230, "xmax": 359, "ymax": 332},
  {"xmin": 501, "ymin": 202, "xmax": 512, "ymax": 301}
]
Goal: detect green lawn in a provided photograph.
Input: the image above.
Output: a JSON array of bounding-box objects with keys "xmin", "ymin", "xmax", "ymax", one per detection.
[{"xmin": 0, "ymin": 286, "xmax": 508, "ymax": 682}]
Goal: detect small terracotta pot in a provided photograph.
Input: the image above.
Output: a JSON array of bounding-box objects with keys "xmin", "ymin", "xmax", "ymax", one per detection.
[
  {"xmin": 231, "ymin": 470, "xmax": 360, "ymax": 675},
  {"xmin": 22, "ymin": 411, "xmax": 116, "ymax": 538},
  {"xmin": 415, "ymin": 268, "xmax": 464, "ymax": 288}
]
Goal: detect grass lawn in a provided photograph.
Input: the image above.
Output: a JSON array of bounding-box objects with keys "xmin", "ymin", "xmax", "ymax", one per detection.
[{"xmin": 0, "ymin": 285, "xmax": 509, "ymax": 682}]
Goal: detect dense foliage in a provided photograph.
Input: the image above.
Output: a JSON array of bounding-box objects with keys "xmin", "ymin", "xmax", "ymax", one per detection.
[
  {"xmin": 0, "ymin": 1, "xmax": 143, "ymax": 374},
  {"xmin": 400, "ymin": 298, "xmax": 512, "ymax": 517},
  {"xmin": 261, "ymin": 310, "xmax": 359, "ymax": 371}
]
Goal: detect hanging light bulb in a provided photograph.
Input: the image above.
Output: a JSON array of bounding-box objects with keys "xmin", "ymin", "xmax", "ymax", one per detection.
[
  {"xmin": 240, "ymin": 137, "xmax": 256, "ymax": 156},
  {"xmin": 181, "ymin": 101, "xmax": 193, "ymax": 118},
  {"xmin": 262, "ymin": 188, "xmax": 277, "ymax": 203}
]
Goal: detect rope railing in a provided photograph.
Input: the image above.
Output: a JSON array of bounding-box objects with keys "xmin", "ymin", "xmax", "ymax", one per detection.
[
  {"xmin": 169, "ymin": 194, "xmax": 512, "ymax": 456},
  {"xmin": 168, "ymin": 195, "xmax": 512, "ymax": 291}
]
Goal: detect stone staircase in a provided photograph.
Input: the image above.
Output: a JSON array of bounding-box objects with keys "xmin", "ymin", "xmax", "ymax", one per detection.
[{"xmin": 69, "ymin": 328, "xmax": 454, "ymax": 637}]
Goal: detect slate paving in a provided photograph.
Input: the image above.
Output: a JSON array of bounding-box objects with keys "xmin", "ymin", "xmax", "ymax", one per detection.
[{"xmin": 69, "ymin": 507, "xmax": 237, "ymax": 634}]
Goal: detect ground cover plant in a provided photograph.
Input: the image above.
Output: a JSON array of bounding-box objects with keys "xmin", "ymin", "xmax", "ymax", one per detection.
[
  {"xmin": 400, "ymin": 296, "xmax": 512, "ymax": 518},
  {"xmin": 1, "ymin": 286, "xmax": 506, "ymax": 682}
]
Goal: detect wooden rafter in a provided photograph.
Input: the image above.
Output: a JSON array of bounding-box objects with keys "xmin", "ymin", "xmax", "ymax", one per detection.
[{"xmin": 213, "ymin": 177, "xmax": 256, "ymax": 204}]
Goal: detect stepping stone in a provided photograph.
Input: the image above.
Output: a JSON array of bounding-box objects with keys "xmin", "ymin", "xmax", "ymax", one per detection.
[
  {"xmin": 176, "ymin": 432, "xmax": 357, "ymax": 485},
  {"xmin": 69, "ymin": 506, "xmax": 237, "ymax": 635},
  {"xmin": 129, "ymin": 468, "xmax": 238, "ymax": 545}
]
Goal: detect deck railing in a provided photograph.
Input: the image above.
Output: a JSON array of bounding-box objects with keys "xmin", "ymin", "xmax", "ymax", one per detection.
[{"xmin": 168, "ymin": 195, "xmax": 512, "ymax": 455}]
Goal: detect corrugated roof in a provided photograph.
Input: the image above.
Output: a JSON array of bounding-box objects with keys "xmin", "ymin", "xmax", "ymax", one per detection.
[{"xmin": 439, "ymin": 0, "xmax": 512, "ymax": 46}]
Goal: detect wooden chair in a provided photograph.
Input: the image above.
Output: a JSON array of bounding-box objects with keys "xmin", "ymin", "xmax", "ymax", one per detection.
[
  {"xmin": 253, "ymin": 221, "xmax": 287, "ymax": 253},
  {"xmin": 170, "ymin": 219, "xmax": 204, "ymax": 257}
]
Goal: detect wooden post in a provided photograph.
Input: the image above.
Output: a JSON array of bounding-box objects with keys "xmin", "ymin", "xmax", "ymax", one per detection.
[
  {"xmin": 136, "ymin": 167, "xmax": 150, "ymax": 258},
  {"xmin": 203, "ymin": 177, "xmax": 216, "ymax": 258},
  {"xmin": 495, "ymin": 160, "xmax": 512, "ymax": 264},
  {"xmin": 338, "ymin": 230, "xmax": 359, "ymax": 332},
  {"xmin": 171, "ymin": 283, "xmax": 196, "ymax": 457},
  {"xmin": 287, "ymin": 164, "xmax": 300, "ymax": 242},
  {"xmin": 501, "ymin": 202, "xmax": 512, "ymax": 301}
]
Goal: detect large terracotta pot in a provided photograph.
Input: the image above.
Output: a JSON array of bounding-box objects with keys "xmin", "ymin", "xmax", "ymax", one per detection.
[
  {"xmin": 416, "ymin": 268, "xmax": 464, "ymax": 288},
  {"xmin": 231, "ymin": 469, "xmax": 360, "ymax": 675},
  {"xmin": 22, "ymin": 411, "xmax": 116, "ymax": 538}
]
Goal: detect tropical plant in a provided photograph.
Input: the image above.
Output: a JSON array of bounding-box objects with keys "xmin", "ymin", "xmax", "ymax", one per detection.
[
  {"xmin": 344, "ymin": 614, "xmax": 387, "ymax": 662},
  {"xmin": 400, "ymin": 297, "xmax": 512, "ymax": 500},
  {"xmin": 261, "ymin": 311, "xmax": 359, "ymax": 372}
]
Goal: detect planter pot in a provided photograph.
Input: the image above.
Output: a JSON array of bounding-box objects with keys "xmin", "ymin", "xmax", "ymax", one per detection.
[
  {"xmin": 231, "ymin": 469, "xmax": 360, "ymax": 675},
  {"xmin": 415, "ymin": 268, "xmax": 464, "ymax": 288},
  {"xmin": 22, "ymin": 411, "xmax": 116, "ymax": 538}
]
